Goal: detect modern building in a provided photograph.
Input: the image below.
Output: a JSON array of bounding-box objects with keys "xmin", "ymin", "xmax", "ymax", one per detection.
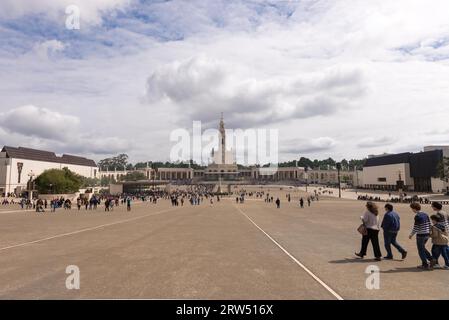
[
  {"xmin": 424, "ymin": 145, "xmax": 449, "ymax": 158},
  {"xmin": 362, "ymin": 149, "xmax": 445, "ymax": 192},
  {"xmin": 0, "ymin": 146, "xmax": 98, "ymax": 196}
]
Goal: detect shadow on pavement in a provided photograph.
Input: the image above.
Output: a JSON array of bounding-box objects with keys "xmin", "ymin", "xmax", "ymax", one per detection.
[
  {"xmin": 329, "ymin": 258, "xmax": 380, "ymax": 264},
  {"xmin": 380, "ymin": 267, "xmax": 431, "ymax": 274}
]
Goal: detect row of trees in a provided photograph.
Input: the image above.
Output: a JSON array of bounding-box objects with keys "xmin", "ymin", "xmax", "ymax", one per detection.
[
  {"xmin": 99, "ymin": 154, "xmax": 366, "ymax": 171},
  {"xmin": 99, "ymin": 171, "xmax": 148, "ymax": 186},
  {"xmin": 265, "ymin": 157, "xmax": 366, "ymax": 170},
  {"xmin": 134, "ymin": 160, "xmax": 205, "ymax": 170},
  {"xmin": 99, "ymin": 154, "xmax": 206, "ymax": 171}
]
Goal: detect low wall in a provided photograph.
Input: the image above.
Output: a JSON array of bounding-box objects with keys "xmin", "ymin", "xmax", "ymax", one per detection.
[{"xmin": 38, "ymin": 193, "xmax": 79, "ymax": 202}]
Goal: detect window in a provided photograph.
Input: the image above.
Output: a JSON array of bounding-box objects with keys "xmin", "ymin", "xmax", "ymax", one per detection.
[{"xmin": 378, "ymin": 177, "xmax": 387, "ymax": 182}]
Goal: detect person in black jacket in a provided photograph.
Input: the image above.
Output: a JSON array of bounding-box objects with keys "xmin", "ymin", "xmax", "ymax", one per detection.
[{"xmin": 381, "ymin": 203, "xmax": 407, "ymax": 260}]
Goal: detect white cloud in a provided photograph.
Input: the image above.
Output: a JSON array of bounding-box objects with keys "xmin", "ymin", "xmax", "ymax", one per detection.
[
  {"xmin": 1, "ymin": 0, "xmax": 449, "ymax": 162},
  {"xmin": 145, "ymin": 56, "xmax": 366, "ymax": 128},
  {"xmin": 0, "ymin": 0, "xmax": 130, "ymax": 25},
  {"xmin": 281, "ymin": 137, "xmax": 338, "ymax": 155},
  {"xmin": 0, "ymin": 105, "xmax": 131, "ymax": 156},
  {"xmin": 66, "ymin": 136, "xmax": 132, "ymax": 155},
  {"xmin": 357, "ymin": 136, "xmax": 396, "ymax": 149},
  {"xmin": 0, "ymin": 105, "xmax": 79, "ymax": 141},
  {"xmin": 32, "ymin": 40, "xmax": 65, "ymax": 59}
]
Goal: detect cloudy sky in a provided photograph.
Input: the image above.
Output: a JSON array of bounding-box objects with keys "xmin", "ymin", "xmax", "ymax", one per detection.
[{"xmin": 1, "ymin": 0, "xmax": 449, "ymax": 164}]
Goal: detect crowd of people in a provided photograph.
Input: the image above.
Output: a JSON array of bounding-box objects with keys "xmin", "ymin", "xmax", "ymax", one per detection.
[
  {"xmin": 166, "ymin": 186, "xmax": 220, "ymax": 207},
  {"xmin": 355, "ymin": 201, "xmax": 449, "ymax": 270},
  {"xmin": 356, "ymin": 193, "xmax": 436, "ymax": 204},
  {"xmin": 3, "ymin": 185, "xmax": 449, "ymax": 271}
]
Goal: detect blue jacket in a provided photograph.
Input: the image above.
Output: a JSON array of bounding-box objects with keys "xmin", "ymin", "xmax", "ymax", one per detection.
[{"xmin": 381, "ymin": 210, "xmax": 401, "ymax": 232}]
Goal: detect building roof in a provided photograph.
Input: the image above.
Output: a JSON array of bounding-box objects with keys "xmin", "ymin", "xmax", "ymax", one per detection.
[
  {"xmin": 1, "ymin": 146, "xmax": 97, "ymax": 167},
  {"xmin": 364, "ymin": 152, "xmax": 412, "ymax": 167}
]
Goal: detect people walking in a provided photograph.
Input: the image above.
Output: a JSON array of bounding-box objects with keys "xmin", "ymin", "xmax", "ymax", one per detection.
[
  {"xmin": 355, "ymin": 202, "xmax": 382, "ymax": 261},
  {"xmin": 431, "ymin": 202, "xmax": 449, "ymax": 260},
  {"xmin": 299, "ymin": 198, "xmax": 304, "ymax": 208},
  {"xmin": 408, "ymin": 202, "xmax": 436, "ymax": 270},
  {"xmin": 381, "ymin": 203, "xmax": 407, "ymax": 260},
  {"xmin": 127, "ymin": 197, "xmax": 131, "ymax": 211},
  {"xmin": 275, "ymin": 198, "xmax": 280, "ymax": 209},
  {"xmin": 429, "ymin": 214, "xmax": 449, "ymax": 269}
]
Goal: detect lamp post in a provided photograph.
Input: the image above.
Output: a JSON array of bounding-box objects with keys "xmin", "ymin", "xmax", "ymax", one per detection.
[
  {"xmin": 152, "ymin": 166, "xmax": 156, "ymax": 191},
  {"xmin": 336, "ymin": 163, "xmax": 342, "ymax": 198},
  {"xmin": 0, "ymin": 159, "xmax": 5, "ymax": 196},
  {"xmin": 397, "ymin": 170, "xmax": 404, "ymax": 202},
  {"xmin": 305, "ymin": 166, "xmax": 309, "ymax": 193},
  {"xmin": 27, "ymin": 170, "xmax": 35, "ymax": 200}
]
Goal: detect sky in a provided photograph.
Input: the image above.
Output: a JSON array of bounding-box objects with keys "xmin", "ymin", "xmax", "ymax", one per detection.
[{"xmin": 0, "ymin": 0, "xmax": 449, "ymax": 164}]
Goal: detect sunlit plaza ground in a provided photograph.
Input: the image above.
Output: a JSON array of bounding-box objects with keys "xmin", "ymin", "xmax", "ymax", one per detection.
[{"xmin": 0, "ymin": 186, "xmax": 448, "ymax": 300}]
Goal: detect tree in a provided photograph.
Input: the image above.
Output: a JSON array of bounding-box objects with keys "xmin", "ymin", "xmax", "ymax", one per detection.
[
  {"xmin": 298, "ymin": 157, "xmax": 314, "ymax": 169},
  {"xmin": 135, "ymin": 161, "xmax": 152, "ymax": 169},
  {"xmin": 35, "ymin": 168, "xmax": 83, "ymax": 194},
  {"xmin": 348, "ymin": 159, "xmax": 366, "ymax": 170},
  {"xmin": 98, "ymin": 154, "xmax": 129, "ymax": 171},
  {"xmin": 143, "ymin": 160, "xmax": 205, "ymax": 169},
  {"xmin": 100, "ymin": 175, "xmax": 116, "ymax": 186},
  {"xmin": 122, "ymin": 171, "xmax": 147, "ymax": 181},
  {"xmin": 436, "ymin": 157, "xmax": 449, "ymax": 191},
  {"xmin": 81, "ymin": 177, "xmax": 100, "ymax": 188}
]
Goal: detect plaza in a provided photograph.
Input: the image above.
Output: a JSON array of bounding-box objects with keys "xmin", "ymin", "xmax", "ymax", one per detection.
[{"xmin": 0, "ymin": 186, "xmax": 447, "ymax": 300}]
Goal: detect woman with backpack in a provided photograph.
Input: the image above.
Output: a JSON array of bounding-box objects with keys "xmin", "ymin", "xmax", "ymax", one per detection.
[{"xmin": 355, "ymin": 202, "xmax": 382, "ymax": 261}]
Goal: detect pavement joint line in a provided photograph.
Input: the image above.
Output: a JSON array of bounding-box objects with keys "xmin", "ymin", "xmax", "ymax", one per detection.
[
  {"xmin": 0, "ymin": 207, "xmax": 178, "ymax": 252},
  {"xmin": 234, "ymin": 205, "xmax": 344, "ymax": 301}
]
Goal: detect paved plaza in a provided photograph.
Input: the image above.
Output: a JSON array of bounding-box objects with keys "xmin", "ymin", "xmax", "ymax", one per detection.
[{"xmin": 0, "ymin": 186, "xmax": 448, "ymax": 300}]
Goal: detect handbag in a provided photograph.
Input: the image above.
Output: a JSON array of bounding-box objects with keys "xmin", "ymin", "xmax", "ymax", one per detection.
[{"xmin": 357, "ymin": 224, "xmax": 368, "ymax": 236}]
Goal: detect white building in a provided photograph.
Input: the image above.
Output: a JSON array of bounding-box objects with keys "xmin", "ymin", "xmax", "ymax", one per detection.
[{"xmin": 0, "ymin": 146, "xmax": 98, "ymax": 195}]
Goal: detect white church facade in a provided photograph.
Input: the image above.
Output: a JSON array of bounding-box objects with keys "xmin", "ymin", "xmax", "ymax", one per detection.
[{"xmin": 0, "ymin": 146, "xmax": 98, "ymax": 196}]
